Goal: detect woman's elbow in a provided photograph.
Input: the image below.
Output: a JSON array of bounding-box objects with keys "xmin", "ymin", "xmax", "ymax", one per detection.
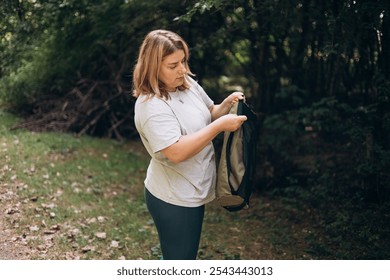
[
  {"xmin": 166, "ymin": 153, "xmax": 184, "ymax": 164},
  {"xmin": 162, "ymin": 149, "xmax": 185, "ymax": 164}
]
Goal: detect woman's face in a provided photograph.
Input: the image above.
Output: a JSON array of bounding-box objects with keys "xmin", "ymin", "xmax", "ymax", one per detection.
[{"xmin": 159, "ymin": 50, "xmax": 187, "ymax": 92}]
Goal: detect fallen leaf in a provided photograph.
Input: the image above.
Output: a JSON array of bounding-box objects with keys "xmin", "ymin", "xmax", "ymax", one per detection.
[
  {"xmin": 5, "ymin": 207, "xmax": 19, "ymax": 215},
  {"xmin": 86, "ymin": 217, "xmax": 97, "ymax": 224},
  {"xmin": 66, "ymin": 252, "xmax": 80, "ymax": 260},
  {"xmin": 54, "ymin": 189, "xmax": 63, "ymax": 197},
  {"xmin": 29, "ymin": 225, "xmax": 39, "ymax": 232},
  {"xmin": 41, "ymin": 203, "xmax": 56, "ymax": 209},
  {"xmin": 50, "ymin": 224, "xmax": 60, "ymax": 231},
  {"xmin": 67, "ymin": 228, "xmax": 80, "ymax": 239},
  {"xmin": 81, "ymin": 245, "xmax": 95, "ymax": 253},
  {"xmin": 37, "ymin": 245, "xmax": 47, "ymax": 251},
  {"xmin": 95, "ymin": 232, "xmax": 106, "ymax": 239}
]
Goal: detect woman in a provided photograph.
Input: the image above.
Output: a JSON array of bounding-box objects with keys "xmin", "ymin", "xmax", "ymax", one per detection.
[{"xmin": 133, "ymin": 29, "xmax": 247, "ymax": 260}]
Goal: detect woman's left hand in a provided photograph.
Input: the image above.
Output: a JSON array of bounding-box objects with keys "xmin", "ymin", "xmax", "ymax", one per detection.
[
  {"xmin": 210, "ymin": 92, "xmax": 246, "ymax": 121},
  {"xmin": 225, "ymin": 92, "xmax": 245, "ymax": 107}
]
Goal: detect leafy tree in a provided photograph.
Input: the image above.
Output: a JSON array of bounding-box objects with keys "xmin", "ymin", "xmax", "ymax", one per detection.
[{"xmin": 1, "ymin": 0, "xmax": 195, "ymax": 137}]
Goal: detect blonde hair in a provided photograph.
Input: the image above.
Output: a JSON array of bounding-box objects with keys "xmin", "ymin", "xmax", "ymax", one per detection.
[{"xmin": 132, "ymin": 29, "xmax": 193, "ymax": 99}]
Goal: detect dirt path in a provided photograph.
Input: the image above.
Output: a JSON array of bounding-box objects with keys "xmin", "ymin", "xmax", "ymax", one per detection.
[
  {"xmin": 0, "ymin": 216, "xmax": 29, "ymax": 259},
  {"xmin": 0, "ymin": 183, "xmax": 32, "ymax": 260}
]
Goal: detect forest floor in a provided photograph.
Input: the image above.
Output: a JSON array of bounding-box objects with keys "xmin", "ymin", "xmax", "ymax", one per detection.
[
  {"xmin": 0, "ymin": 182, "xmax": 321, "ymax": 260},
  {"xmin": 0, "ymin": 187, "xmax": 33, "ymax": 260},
  {"xmin": 0, "ymin": 110, "xmax": 324, "ymax": 260}
]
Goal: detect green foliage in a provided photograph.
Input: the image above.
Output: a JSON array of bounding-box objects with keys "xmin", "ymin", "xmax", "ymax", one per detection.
[
  {"xmin": 260, "ymin": 87, "xmax": 390, "ymax": 258},
  {"xmin": 0, "ymin": 0, "xmax": 189, "ymax": 109},
  {"xmin": 0, "ymin": 35, "xmax": 64, "ymax": 108}
]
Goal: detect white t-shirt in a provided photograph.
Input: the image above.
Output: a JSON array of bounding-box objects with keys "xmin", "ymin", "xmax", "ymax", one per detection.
[{"xmin": 134, "ymin": 77, "xmax": 216, "ymax": 207}]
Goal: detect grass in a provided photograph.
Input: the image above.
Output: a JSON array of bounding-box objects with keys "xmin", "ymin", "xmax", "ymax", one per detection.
[
  {"xmin": 1, "ymin": 110, "xmax": 157, "ymax": 259},
  {"xmin": 1, "ymin": 109, "xmax": 320, "ymax": 260}
]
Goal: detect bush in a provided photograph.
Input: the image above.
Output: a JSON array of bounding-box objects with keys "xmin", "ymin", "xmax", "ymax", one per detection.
[{"xmin": 259, "ymin": 89, "xmax": 390, "ymax": 258}]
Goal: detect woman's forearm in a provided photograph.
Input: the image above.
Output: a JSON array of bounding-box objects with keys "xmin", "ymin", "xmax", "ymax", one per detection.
[
  {"xmin": 210, "ymin": 102, "xmax": 231, "ymax": 121},
  {"xmin": 161, "ymin": 120, "xmax": 221, "ymax": 163},
  {"xmin": 161, "ymin": 114, "xmax": 247, "ymax": 163}
]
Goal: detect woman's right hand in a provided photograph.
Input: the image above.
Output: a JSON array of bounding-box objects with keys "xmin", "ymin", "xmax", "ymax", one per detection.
[{"xmin": 215, "ymin": 114, "xmax": 247, "ymax": 132}]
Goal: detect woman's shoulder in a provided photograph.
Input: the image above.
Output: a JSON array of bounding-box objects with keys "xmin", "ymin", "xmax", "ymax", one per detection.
[
  {"xmin": 135, "ymin": 94, "xmax": 172, "ymax": 112},
  {"xmin": 186, "ymin": 76, "xmax": 205, "ymax": 95},
  {"xmin": 186, "ymin": 75, "xmax": 199, "ymax": 87}
]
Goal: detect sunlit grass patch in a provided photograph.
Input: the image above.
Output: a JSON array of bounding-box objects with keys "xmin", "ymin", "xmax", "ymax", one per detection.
[{"xmin": 1, "ymin": 112, "xmax": 163, "ymax": 259}]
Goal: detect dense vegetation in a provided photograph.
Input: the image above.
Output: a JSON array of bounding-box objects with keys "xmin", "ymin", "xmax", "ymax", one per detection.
[{"xmin": 1, "ymin": 0, "xmax": 389, "ymax": 259}]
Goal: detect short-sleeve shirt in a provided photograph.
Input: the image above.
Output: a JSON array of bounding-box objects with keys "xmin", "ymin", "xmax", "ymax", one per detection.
[{"xmin": 134, "ymin": 77, "xmax": 216, "ymax": 207}]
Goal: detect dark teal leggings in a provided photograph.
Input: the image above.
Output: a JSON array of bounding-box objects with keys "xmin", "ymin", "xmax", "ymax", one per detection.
[{"xmin": 145, "ymin": 188, "xmax": 205, "ymax": 260}]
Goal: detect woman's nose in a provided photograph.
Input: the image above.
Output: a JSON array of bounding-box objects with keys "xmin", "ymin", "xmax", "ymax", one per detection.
[{"xmin": 178, "ymin": 64, "xmax": 186, "ymax": 75}]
